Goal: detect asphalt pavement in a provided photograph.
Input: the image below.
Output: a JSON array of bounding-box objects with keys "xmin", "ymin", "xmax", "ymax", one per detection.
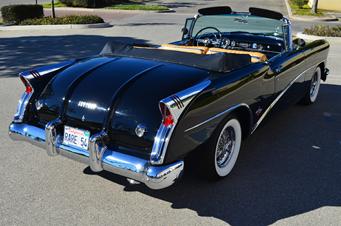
[{"xmin": 0, "ymin": 0, "xmax": 340, "ymax": 225}]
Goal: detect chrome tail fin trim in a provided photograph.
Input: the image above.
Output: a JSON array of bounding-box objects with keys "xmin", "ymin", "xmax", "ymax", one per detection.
[{"xmin": 151, "ymin": 79, "xmax": 211, "ymax": 165}]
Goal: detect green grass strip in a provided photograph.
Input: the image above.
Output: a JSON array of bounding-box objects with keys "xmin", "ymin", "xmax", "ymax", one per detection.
[
  {"xmin": 42, "ymin": 1, "xmax": 67, "ymax": 8},
  {"xmin": 289, "ymin": 0, "xmax": 324, "ymax": 16},
  {"xmin": 106, "ymin": 4, "xmax": 169, "ymax": 11}
]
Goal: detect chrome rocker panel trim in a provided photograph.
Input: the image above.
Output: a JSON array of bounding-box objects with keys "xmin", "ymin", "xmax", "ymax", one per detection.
[{"xmin": 9, "ymin": 122, "xmax": 184, "ymax": 190}]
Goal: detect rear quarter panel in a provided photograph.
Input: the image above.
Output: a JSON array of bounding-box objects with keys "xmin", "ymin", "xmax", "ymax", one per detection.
[{"xmin": 164, "ymin": 62, "xmax": 272, "ymax": 163}]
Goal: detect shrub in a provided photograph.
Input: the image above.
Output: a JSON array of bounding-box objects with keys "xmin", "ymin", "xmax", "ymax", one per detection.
[
  {"xmin": 292, "ymin": 0, "xmax": 306, "ymax": 9},
  {"xmin": 1, "ymin": 4, "xmax": 44, "ymax": 24},
  {"xmin": 304, "ymin": 25, "xmax": 341, "ymax": 37},
  {"xmin": 60, "ymin": 0, "xmax": 109, "ymax": 8},
  {"xmin": 59, "ymin": 0, "xmax": 73, "ymax": 6},
  {"xmin": 20, "ymin": 15, "xmax": 104, "ymax": 25}
]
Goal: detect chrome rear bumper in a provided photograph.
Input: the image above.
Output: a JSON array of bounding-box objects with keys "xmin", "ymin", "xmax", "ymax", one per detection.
[{"xmin": 9, "ymin": 122, "xmax": 184, "ymax": 190}]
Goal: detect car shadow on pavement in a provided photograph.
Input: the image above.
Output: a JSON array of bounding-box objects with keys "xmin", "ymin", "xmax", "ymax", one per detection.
[
  {"xmin": 93, "ymin": 83, "xmax": 341, "ymax": 225},
  {"xmin": 0, "ymin": 35, "xmax": 150, "ymax": 77}
]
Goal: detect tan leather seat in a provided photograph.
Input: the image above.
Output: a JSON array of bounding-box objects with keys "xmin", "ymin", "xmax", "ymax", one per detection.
[
  {"xmin": 159, "ymin": 44, "xmax": 209, "ymax": 55},
  {"xmin": 207, "ymin": 48, "xmax": 267, "ymax": 63},
  {"xmin": 158, "ymin": 44, "xmax": 267, "ymax": 63}
]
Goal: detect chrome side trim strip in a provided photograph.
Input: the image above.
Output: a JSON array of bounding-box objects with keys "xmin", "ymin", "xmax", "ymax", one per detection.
[
  {"xmin": 9, "ymin": 122, "xmax": 184, "ymax": 190},
  {"xmin": 252, "ymin": 63, "xmax": 321, "ymax": 133},
  {"xmin": 184, "ymin": 103, "xmax": 250, "ymax": 132},
  {"xmin": 150, "ymin": 79, "xmax": 211, "ymax": 165}
]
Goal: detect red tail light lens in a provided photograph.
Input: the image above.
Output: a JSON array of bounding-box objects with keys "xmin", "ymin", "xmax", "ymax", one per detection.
[
  {"xmin": 20, "ymin": 76, "xmax": 33, "ymax": 94},
  {"xmin": 160, "ymin": 103, "xmax": 174, "ymax": 127}
]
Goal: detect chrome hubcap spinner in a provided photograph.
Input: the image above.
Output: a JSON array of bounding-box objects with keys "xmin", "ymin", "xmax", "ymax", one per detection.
[{"xmin": 216, "ymin": 126, "xmax": 236, "ymax": 168}]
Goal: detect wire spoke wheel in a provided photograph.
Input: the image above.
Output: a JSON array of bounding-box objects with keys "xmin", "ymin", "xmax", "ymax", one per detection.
[
  {"xmin": 214, "ymin": 117, "xmax": 242, "ymax": 177},
  {"xmin": 309, "ymin": 67, "xmax": 321, "ymax": 103},
  {"xmin": 216, "ymin": 126, "xmax": 236, "ymax": 168}
]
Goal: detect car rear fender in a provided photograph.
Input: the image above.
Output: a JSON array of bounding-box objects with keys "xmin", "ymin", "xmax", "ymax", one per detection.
[{"xmin": 14, "ymin": 60, "xmax": 76, "ymax": 123}]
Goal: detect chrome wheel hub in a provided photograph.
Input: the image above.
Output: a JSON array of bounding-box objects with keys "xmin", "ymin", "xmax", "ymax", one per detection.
[{"xmin": 216, "ymin": 126, "xmax": 236, "ymax": 168}]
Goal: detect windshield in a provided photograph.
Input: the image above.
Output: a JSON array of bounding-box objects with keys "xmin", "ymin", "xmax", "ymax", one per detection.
[{"xmin": 192, "ymin": 14, "xmax": 285, "ymax": 38}]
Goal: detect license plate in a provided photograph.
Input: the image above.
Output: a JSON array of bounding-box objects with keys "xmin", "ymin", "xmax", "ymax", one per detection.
[{"xmin": 63, "ymin": 126, "xmax": 90, "ymax": 151}]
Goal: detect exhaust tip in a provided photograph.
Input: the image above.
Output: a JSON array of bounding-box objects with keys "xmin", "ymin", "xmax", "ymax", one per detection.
[{"xmin": 127, "ymin": 178, "xmax": 141, "ymax": 185}]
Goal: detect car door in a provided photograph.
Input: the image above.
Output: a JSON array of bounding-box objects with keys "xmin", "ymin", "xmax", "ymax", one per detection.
[{"xmin": 269, "ymin": 48, "xmax": 308, "ymax": 107}]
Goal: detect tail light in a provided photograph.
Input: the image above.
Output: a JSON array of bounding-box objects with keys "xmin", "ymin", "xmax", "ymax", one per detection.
[
  {"xmin": 160, "ymin": 102, "xmax": 174, "ymax": 127},
  {"xmin": 20, "ymin": 76, "xmax": 33, "ymax": 93},
  {"xmin": 14, "ymin": 76, "xmax": 34, "ymax": 123}
]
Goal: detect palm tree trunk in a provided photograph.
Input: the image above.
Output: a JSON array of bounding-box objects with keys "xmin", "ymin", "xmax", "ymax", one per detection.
[
  {"xmin": 52, "ymin": 0, "xmax": 56, "ymax": 18},
  {"xmin": 311, "ymin": 0, "xmax": 319, "ymax": 14}
]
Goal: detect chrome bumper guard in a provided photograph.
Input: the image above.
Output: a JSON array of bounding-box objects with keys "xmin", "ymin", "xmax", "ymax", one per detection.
[{"xmin": 9, "ymin": 122, "xmax": 184, "ymax": 190}]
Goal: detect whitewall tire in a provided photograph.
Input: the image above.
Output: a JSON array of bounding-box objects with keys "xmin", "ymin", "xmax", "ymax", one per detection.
[
  {"xmin": 203, "ymin": 115, "xmax": 242, "ymax": 179},
  {"xmin": 300, "ymin": 67, "xmax": 322, "ymax": 105},
  {"xmin": 309, "ymin": 67, "xmax": 321, "ymax": 103}
]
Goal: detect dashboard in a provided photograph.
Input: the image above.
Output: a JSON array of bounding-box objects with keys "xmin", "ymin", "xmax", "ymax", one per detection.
[
  {"xmin": 196, "ymin": 34, "xmax": 285, "ymax": 53},
  {"xmin": 221, "ymin": 38, "xmax": 282, "ymax": 52}
]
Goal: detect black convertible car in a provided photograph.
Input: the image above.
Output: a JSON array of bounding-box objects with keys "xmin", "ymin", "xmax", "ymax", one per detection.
[{"xmin": 9, "ymin": 7, "xmax": 329, "ymax": 189}]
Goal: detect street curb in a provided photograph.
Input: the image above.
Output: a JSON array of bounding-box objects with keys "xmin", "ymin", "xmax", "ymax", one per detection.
[
  {"xmin": 296, "ymin": 32, "xmax": 341, "ymax": 43},
  {"xmin": 0, "ymin": 22, "xmax": 112, "ymax": 31},
  {"xmin": 284, "ymin": 0, "xmax": 338, "ymax": 21},
  {"xmin": 45, "ymin": 7, "xmax": 175, "ymax": 14}
]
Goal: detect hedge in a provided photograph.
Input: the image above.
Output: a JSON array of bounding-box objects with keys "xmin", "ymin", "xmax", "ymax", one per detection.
[
  {"xmin": 20, "ymin": 15, "xmax": 104, "ymax": 25},
  {"xmin": 304, "ymin": 25, "xmax": 341, "ymax": 37},
  {"xmin": 1, "ymin": 5, "xmax": 44, "ymax": 24},
  {"xmin": 60, "ymin": 0, "xmax": 112, "ymax": 8}
]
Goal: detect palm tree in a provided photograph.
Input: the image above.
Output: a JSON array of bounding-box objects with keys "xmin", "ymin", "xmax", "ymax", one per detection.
[
  {"xmin": 51, "ymin": 0, "xmax": 56, "ymax": 18},
  {"xmin": 311, "ymin": 0, "xmax": 319, "ymax": 14}
]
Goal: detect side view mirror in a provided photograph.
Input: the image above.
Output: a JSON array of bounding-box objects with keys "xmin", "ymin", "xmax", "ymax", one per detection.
[
  {"xmin": 297, "ymin": 38, "xmax": 306, "ymax": 47},
  {"xmin": 182, "ymin": 27, "xmax": 189, "ymax": 35},
  {"xmin": 293, "ymin": 38, "xmax": 306, "ymax": 50}
]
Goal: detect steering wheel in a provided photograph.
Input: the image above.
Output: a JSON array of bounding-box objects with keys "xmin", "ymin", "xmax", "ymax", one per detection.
[{"xmin": 193, "ymin": 27, "xmax": 223, "ymax": 47}]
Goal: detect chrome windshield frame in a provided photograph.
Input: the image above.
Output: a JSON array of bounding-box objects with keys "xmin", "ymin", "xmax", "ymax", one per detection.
[
  {"xmin": 282, "ymin": 17, "xmax": 293, "ymax": 51},
  {"xmin": 185, "ymin": 12, "xmax": 292, "ymax": 52}
]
